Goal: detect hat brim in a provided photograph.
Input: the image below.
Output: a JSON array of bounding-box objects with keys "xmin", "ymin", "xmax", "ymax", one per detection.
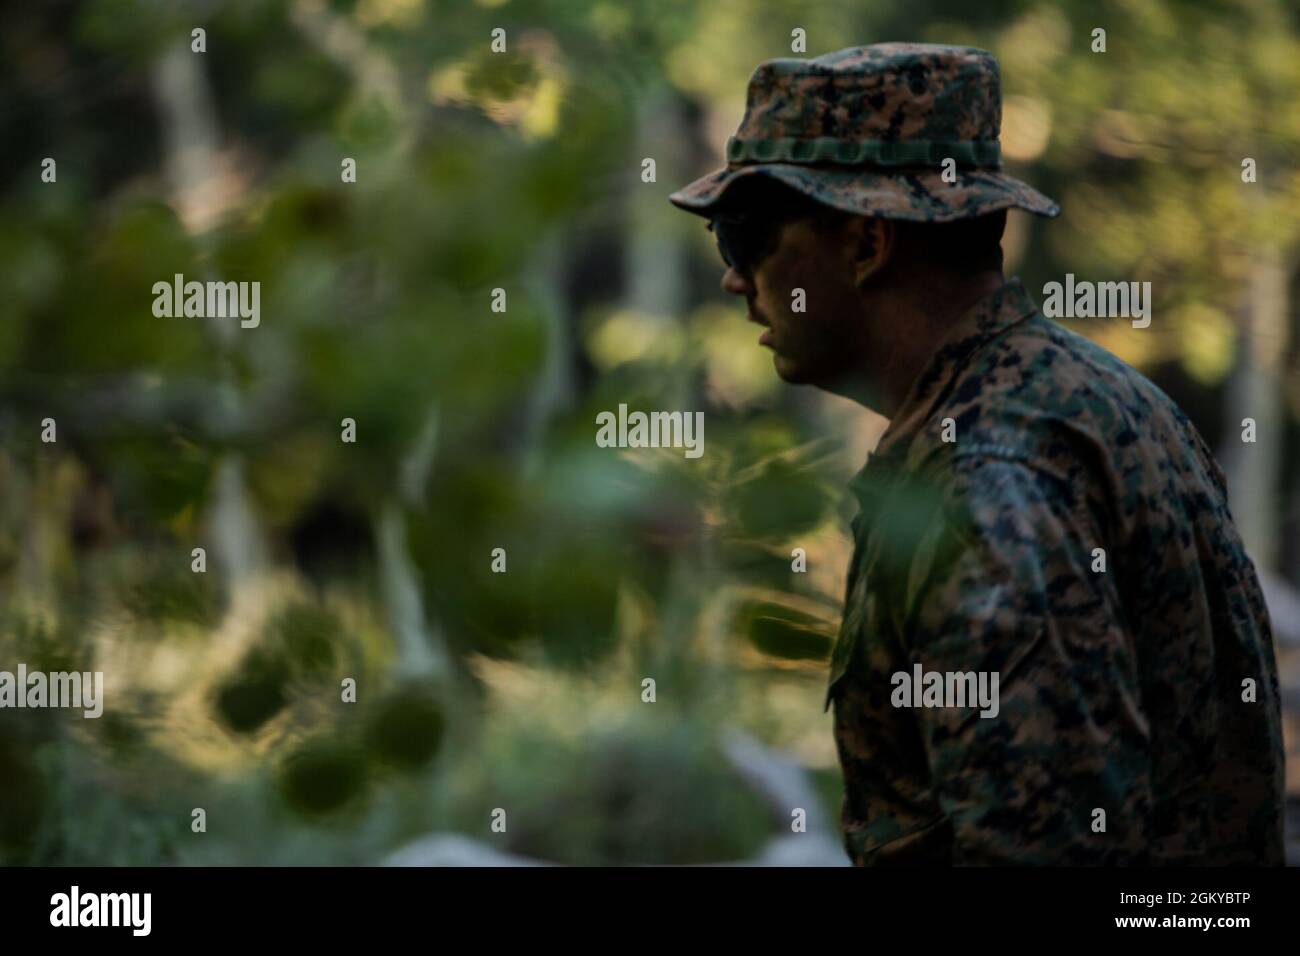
[{"xmin": 668, "ymin": 163, "xmax": 1059, "ymax": 222}]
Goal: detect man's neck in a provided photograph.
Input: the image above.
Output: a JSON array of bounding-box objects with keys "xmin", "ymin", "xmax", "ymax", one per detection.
[{"xmin": 823, "ymin": 270, "xmax": 1006, "ymax": 418}]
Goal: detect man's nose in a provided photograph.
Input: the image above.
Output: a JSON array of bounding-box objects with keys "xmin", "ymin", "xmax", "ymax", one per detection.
[{"xmin": 720, "ymin": 266, "xmax": 752, "ymax": 296}]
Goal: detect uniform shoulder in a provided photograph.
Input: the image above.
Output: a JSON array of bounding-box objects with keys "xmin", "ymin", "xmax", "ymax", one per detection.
[
  {"xmin": 911, "ymin": 312, "xmax": 1215, "ymax": 501},
  {"xmin": 944, "ymin": 315, "xmax": 1187, "ymax": 442}
]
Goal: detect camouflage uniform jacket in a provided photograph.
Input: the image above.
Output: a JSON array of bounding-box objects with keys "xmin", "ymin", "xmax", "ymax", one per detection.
[{"xmin": 825, "ymin": 277, "xmax": 1285, "ymax": 865}]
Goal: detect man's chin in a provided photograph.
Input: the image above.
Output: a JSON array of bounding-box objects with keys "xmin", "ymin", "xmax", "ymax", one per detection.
[{"xmin": 772, "ymin": 354, "xmax": 814, "ymax": 384}]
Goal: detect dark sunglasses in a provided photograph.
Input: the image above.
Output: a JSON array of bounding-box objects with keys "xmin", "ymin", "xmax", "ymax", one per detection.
[{"xmin": 707, "ymin": 213, "xmax": 786, "ymax": 276}]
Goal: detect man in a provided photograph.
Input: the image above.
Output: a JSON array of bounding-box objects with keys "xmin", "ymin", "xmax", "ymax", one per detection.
[{"xmin": 669, "ymin": 43, "xmax": 1285, "ymax": 865}]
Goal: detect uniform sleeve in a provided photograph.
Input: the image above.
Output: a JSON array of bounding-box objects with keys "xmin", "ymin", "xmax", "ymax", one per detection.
[{"xmin": 900, "ymin": 453, "xmax": 1152, "ymax": 865}]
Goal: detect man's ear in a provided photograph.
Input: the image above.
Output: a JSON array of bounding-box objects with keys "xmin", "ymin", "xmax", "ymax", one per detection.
[{"xmin": 848, "ymin": 217, "xmax": 894, "ymax": 287}]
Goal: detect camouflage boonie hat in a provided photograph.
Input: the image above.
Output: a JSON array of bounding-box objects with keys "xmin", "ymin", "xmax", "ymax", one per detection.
[{"xmin": 669, "ymin": 43, "xmax": 1060, "ymax": 223}]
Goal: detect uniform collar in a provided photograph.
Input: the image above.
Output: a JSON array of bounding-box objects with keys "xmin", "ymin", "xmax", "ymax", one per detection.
[{"xmin": 847, "ymin": 277, "xmax": 1039, "ymax": 503}]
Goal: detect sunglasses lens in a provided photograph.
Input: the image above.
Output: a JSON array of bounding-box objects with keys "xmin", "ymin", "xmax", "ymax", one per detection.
[
  {"xmin": 711, "ymin": 218, "xmax": 756, "ymax": 273},
  {"xmin": 710, "ymin": 224, "xmax": 735, "ymax": 268}
]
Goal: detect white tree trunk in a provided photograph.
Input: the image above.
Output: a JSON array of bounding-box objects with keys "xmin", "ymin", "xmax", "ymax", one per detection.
[{"xmin": 1223, "ymin": 247, "xmax": 1289, "ymax": 570}]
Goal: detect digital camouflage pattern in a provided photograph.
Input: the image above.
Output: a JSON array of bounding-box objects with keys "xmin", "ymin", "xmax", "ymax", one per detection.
[
  {"xmin": 826, "ymin": 278, "xmax": 1286, "ymax": 865},
  {"xmin": 668, "ymin": 43, "xmax": 1060, "ymax": 223}
]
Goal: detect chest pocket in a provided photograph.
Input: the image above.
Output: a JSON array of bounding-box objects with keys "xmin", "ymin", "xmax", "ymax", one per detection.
[
  {"xmin": 823, "ymin": 530, "xmax": 883, "ymax": 711},
  {"xmin": 825, "ymin": 456, "xmax": 911, "ymax": 711}
]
